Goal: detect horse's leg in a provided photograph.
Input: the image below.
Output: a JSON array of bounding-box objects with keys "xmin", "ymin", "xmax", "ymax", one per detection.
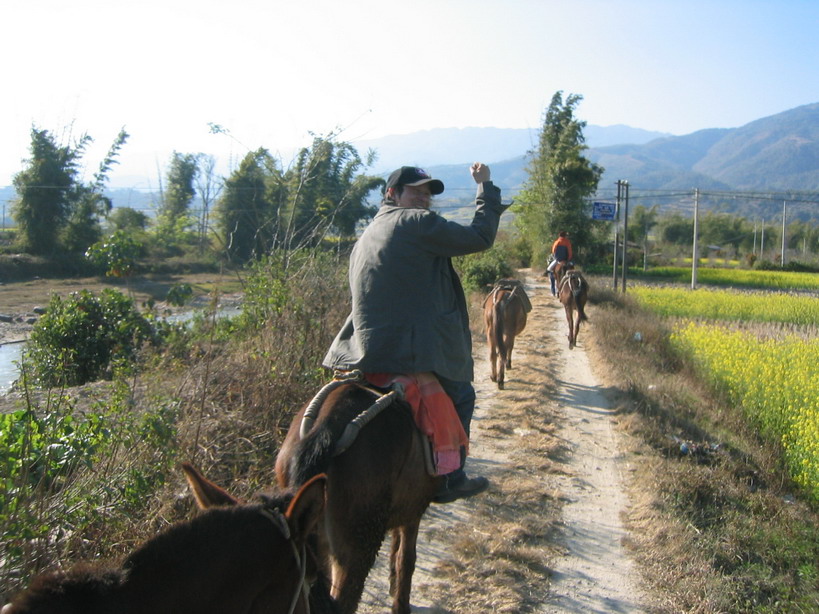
[
  {"xmin": 574, "ymin": 297, "xmax": 586, "ymax": 345},
  {"xmin": 498, "ymin": 322, "xmax": 506, "ymax": 389},
  {"xmin": 494, "ymin": 298, "xmax": 507, "ymax": 390},
  {"xmin": 486, "ymin": 313, "xmax": 498, "ymax": 382},
  {"xmin": 564, "ymin": 304, "xmax": 575, "ymax": 348},
  {"xmin": 329, "ymin": 513, "xmax": 386, "ymax": 614},
  {"xmin": 389, "ymin": 521, "xmax": 420, "ymax": 614},
  {"xmin": 487, "ymin": 330, "xmax": 498, "ymax": 382},
  {"xmin": 505, "ymin": 331, "xmax": 514, "ymax": 370},
  {"xmin": 573, "ymin": 312, "xmax": 581, "ymax": 347}
]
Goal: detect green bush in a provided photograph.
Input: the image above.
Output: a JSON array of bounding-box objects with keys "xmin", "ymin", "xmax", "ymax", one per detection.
[
  {"xmin": 455, "ymin": 248, "xmax": 514, "ymax": 291},
  {"xmin": 85, "ymin": 230, "xmax": 143, "ymax": 278},
  {"xmin": 0, "ymin": 382, "xmax": 179, "ymax": 592},
  {"xmin": 25, "ymin": 289, "xmax": 156, "ymax": 387}
]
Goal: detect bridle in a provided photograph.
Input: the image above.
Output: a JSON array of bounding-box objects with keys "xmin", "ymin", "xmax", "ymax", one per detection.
[{"xmin": 260, "ymin": 506, "xmax": 310, "ymax": 614}]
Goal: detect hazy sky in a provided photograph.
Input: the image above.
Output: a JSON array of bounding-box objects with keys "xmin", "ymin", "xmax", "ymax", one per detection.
[{"xmin": 3, "ymin": 0, "xmax": 819, "ymax": 187}]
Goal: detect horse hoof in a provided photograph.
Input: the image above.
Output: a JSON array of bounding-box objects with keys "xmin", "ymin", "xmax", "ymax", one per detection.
[{"xmin": 498, "ymin": 381, "xmax": 505, "ymax": 390}]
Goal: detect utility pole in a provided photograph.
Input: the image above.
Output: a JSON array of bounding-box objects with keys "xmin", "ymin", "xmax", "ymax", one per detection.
[
  {"xmin": 613, "ymin": 180, "xmax": 621, "ymax": 290},
  {"xmin": 781, "ymin": 200, "xmax": 787, "ymax": 267},
  {"xmin": 620, "ymin": 181, "xmax": 630, "ymax": 293},
  {"xmin": 691, "ymin": 188, "xmax": 700, "ymax": 290},
  {"xmin": 751, "ymin": 218, "xmax": 756, "ymax": 256}
]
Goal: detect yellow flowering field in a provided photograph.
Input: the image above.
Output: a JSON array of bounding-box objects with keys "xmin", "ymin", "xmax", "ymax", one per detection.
[
  {"xmin": 643, "ymin": 266, "xmax": 819, "ymax": 290},
  {"xmin": 670, "ymin": 322, "xmax": 819, "ymax": 501},
  {"xmin": 630, "ymin": 285, "xmax": 819, "ymax": 326}
]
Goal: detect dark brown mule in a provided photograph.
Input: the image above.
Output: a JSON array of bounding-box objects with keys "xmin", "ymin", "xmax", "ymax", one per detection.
[
  {"xmin": 483, "ymin": 280, "xmax": 529, "ymax": 389},
  {"xmin": 558, "ymin": 268, "xmax": 589, "ymax": 349},
  {"xmin": 275, "ymin": 375, "xmax": 439, "ymax": 614},
  {"xmin": 1, "ymin": 470, "xmax": 331, "ymax": 614}
]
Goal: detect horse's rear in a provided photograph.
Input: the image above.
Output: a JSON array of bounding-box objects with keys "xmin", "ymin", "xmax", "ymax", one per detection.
[
  {"xmin": 276, "ymin": 381, "xmax": 438, "ymax": 614},
  {"xmin": 484, "ymin": 284, "xmax": 528, "ymax": 389},
  {"xmin": 558, "ymin": 270, "xmax": 589, "ymax": 349}
]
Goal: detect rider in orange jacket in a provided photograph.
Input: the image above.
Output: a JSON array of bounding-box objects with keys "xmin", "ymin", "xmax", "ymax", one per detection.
[{"xmin": 546, "ymin": 231, "xmax": 573, "ymax": 295}]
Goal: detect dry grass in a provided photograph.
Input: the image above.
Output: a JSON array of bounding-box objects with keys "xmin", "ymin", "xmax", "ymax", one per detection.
[
  {"xmin": 585, "ymin": 278, "xmax": 819, "ymax": 613},
  {"xmin": 412, "ymin": 287, "xmax": 565, "ymax": 613}
]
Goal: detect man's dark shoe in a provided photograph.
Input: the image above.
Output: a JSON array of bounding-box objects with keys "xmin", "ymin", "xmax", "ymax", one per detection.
[{"xmin": 432, "ymin": 475, "xmax": 489, "ymax": 504}]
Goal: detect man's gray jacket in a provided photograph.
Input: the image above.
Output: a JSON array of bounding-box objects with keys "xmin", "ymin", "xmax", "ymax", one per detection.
[{"xmin": 323, "ymin": 181, "xmax": 505, "ymax": 382}]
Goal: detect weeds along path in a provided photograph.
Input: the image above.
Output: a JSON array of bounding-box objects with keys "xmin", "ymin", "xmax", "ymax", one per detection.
[{"xmin": 357, "ymin": 270, "xmax": 648, "ymax": 613}]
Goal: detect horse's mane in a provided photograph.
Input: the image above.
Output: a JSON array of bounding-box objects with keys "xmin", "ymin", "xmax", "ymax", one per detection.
[
  {"xmin": 124, "ymin": 498, "xmax": 292, "ymax": 572},
  {"xmin": 8, "ymin": 564, "xmax": 123, "ymax": 613}
]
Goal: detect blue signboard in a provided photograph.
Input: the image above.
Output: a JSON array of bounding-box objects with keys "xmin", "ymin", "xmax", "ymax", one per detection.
[{"xmin": 592, "ymin": 201, "xmax": 616, "ymax": 221}]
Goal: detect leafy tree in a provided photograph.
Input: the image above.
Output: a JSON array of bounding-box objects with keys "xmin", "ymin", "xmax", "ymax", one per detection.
[
  {"xmin": 216, "ymin": 148, "xmax": 284, "ymax": 262},
  {"xmin": 12, "ymin": 127, "xmax": 128, "ymax": 256},
  {"xmin": 108, "ymin": 206, "xmax": 149, "ymax": 232},
  {"xmin": 62, "ymin": 128, "xmax": 129, "ymax": 254},
  {"xmin": 513, "ymin": 92, "xmax": 603, "ymax": 266},
  {"xmin": 281, "ymin": 136, "xmax": 380, "ymax": 249},
  {"xmin": 215, "ymin": 136, "xmax": 381, "ymax": 263},
  {"xmin": 12, "ymin": 128, "xmax": 85, "ymax": 255},
  {"xmin": 698, "ymin": 212, "xmax": 748, "ymax": 254},
  {"xmin": 658, "ymin": 212, "xmax": 694, "ymax": 245},
  {"xmin": 154, "ymin": 152, "xmax": 199, "ymax": 251}
]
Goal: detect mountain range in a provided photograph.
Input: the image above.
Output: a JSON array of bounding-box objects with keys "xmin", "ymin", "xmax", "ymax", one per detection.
[
  {"xmin": 3, "ymin": 103, "xmax": 818, "ymax": 223},
  {"xmin": 399, "ymin": 103, "xmax": 819, "ymax": 198}
]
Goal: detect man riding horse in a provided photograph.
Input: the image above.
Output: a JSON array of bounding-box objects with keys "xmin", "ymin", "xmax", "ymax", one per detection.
[
  {"xmin": 323, "ymin": 163, "xmax": 509, "ymax": 504},
  {"xmin": 546, "ymin": 230, "xmax": 573, "ymax": 296}
]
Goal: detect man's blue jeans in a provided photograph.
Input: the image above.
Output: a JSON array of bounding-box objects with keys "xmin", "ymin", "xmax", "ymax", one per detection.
[{"xmin": 435, "ymin": 375, "xmax": 476, "ymax": 482}]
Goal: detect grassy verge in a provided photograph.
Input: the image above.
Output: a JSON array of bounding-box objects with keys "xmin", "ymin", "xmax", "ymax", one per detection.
[
  {"xmin": 0, "ymin": 251, "xmax": 350, "ymax": 603},
  {"xmin": 585, "ymin": 279, "xmax": 819, "ymax": 612}
]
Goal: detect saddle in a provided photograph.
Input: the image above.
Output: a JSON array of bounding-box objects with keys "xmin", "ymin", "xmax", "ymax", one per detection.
[{"xmin": 485, "ymin": 278, "xmax": 532, "ymax": 313}]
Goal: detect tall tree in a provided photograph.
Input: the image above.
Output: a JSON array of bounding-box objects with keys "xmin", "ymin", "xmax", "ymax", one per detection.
[
  {"xmin": 154, "ymin": 152, "xmax": 199, "ymax": 248},
  {"xmin": 194, "ymin": 153, "xmax": 223, "ymax": 252},
  {"xmin": 216, "ymin": 148, "xmax": 283, "ymax": 262},
  {"xmin": 281, "ymin": 136, "xmax": 380, "ymax": 249},
  {"xmin": 514, "ymin": 92, "xmax": 603, "ymax": 265},
  {"xmin": 12, "ymin": 127, "xmax": 127, "ymax": 255},
  {"xmin": 63, "ymin": 128, "xmax": 129, "ymax": 253},
  {"xmin": 12, "ymin": 128, "xmax": 86, "ymax": 255}
]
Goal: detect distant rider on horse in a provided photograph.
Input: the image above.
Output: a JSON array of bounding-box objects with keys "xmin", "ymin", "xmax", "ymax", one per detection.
[{"xmin": 546, "ymin": 231, "xmax": 573, "ymax": 296}]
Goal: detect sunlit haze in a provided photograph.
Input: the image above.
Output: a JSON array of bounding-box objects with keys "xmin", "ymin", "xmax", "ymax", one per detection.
[{"xmin": 3, "ymin": 0, "xmax": 818, "ymax": 187}]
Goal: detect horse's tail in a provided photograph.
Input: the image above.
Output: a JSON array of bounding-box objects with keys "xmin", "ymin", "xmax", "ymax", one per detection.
[
  {"xmin": 290, "ymin": 422, "xmax": 337, "ymax": 487},
  {"xmin": 575, "ymin": 278, "xmax": 589, "ymax": 321}
]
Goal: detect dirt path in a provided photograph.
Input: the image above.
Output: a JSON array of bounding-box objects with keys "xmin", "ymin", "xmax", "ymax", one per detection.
[{"xmin": 357, "ymin": 270, "xmax": 649, "ymax": 613}]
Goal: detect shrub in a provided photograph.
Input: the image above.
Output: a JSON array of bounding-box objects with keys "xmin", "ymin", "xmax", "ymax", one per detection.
[
  {"xmin": 84, "ymin": 230, "xmax": 143, "ymax": 278},
  {"xmin": 25, "ymin": 289, "xmax": 156, "ymax": 387},
  {"xmin": 456, "ymin": 248, "xmax": 514, "ymax": 291}
]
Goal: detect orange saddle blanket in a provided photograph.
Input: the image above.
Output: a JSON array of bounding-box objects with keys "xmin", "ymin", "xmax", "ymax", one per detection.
[{"xmin": 364, "ymin": 372, "xmax": 468, "ymax": 476}]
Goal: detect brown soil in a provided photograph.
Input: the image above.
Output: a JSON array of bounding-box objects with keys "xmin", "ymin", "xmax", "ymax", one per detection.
[{"xmin": 0, "ymin": 271, "xmax": 244, "ymax": 344}]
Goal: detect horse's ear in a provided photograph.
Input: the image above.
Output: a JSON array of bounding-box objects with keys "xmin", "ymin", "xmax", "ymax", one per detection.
[
  {"xmin": 285, "ymin": 474, "xmax": 327, "ymax": 542},
  {"xmin": 181, "ymin": 462, "xmax": 242, "ymax": 509}
]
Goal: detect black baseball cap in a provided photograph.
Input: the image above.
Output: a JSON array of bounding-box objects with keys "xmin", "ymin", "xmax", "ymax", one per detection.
[{"xmin": 385, "ymin": 166, "xmax": 445, "ymax": 195}]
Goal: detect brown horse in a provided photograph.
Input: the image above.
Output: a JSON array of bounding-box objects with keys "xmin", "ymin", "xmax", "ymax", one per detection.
[
  {"xmin": 1, "ymin": 471, "xmax": 332, "ymax": 614},
  {"xmin": 558, "ymin": 268, "xmax": 589, "ymax": 349},
  {"xmin": 275, "ymin": 374, "xmax": 439, "ymax": 614},
  {"xmin": 483, "ymin": 279, "xmax": 529, "ymax": 389},
  {"xmin": 552, "ymin": 260, "xmax": 568, "ymax": 291}
]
